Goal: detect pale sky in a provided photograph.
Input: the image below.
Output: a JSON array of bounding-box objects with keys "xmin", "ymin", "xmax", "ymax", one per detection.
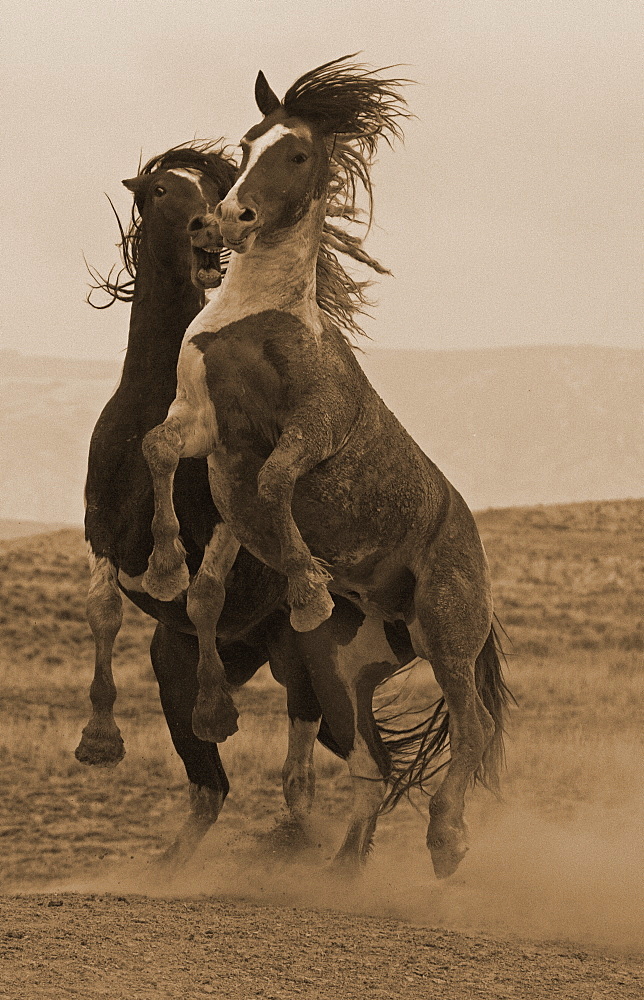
[{"xmin": 2, "ymin": 0, "xmax": 642, "ymax": 360}]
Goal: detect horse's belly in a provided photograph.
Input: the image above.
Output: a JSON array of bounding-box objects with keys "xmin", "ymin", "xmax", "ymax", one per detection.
[{"xmin": 204, "ymin": 442, "xmax": 413, "ymax": 586}]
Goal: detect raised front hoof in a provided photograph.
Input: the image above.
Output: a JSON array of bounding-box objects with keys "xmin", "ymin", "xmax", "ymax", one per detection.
[
  {"xmin": 192, "ymin": 693, "xmax": 239, "ymax": 744},
  {"xmin": 75, "ymin": 724, "xmax": 125, "ymax": 768},
  {"xmin": 427, "ymin": 832, "xmax": 469, "ymax": 879},
  {"xmin": 141, "ymin": 561, "xmax": 189, "ymax": 602},
  {"xmin": 289, "ymin": 586, "xmax": 335, "ymax": 633}
]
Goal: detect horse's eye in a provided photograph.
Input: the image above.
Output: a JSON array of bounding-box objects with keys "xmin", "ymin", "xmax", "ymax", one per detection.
[
  {"xmin": 291, "ymin": 153, "xmax": 308, "ymax": 165},
  {"xmin": 154, "ymin": 185, "xmax": 166, "ymax": 197}
]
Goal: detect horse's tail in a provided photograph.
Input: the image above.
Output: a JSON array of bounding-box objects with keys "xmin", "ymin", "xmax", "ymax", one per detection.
[
  {"xmin": 315, "ymin": 684, "xmax": 450, "ymax": 793},
  {"xmin": 473, "ymin": 622, "xmax": 515, "ymax": 792},
  {"xmin": 376, "ymin": 622, "xmax": 513, "ymax": 812}
]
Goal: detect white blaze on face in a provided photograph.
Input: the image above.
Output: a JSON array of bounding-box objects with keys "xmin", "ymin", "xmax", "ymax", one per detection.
[
  {"xmin": 225, "ymin": 122, "xmax": 313, "ymax": 203},
  {"xmin": 167, "ymin": 167, "xmax": 210, "ymax": 202},
  {"xmin": 226, "ymin": 124, "xmax": 291, "ymax": 202}
]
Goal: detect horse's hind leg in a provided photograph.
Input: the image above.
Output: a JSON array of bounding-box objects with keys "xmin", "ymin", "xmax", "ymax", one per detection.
[
  {"xmin": 332, "ymin": 657, "xmax": 393, "ymax": 868},
  {"xmin": 149, "ymin": 624, "xmax": 231, "ymax": 867},
  {"xmin": 75, "ymin": 550, "xmax": 125, "ymax": 766},
  {"xmin": 257, "ymin": 424, "xmax": 334, "ymax": 632},
  {"xmin": 295, "ymin": 614, "xmax": 396, "ymax": 869},
  {"xmin": 266, "ymin": 621, "xmax": 322, "ymax": 832},
  {"xmin": 408, "ymin": 583, "xmax": 496, "ymax": 879}
]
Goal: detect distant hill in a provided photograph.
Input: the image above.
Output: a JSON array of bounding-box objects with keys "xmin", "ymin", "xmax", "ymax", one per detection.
[
  {"xmin": 0, "ymin": 345, "xmax": 641, "ymax": 523},
  {"xmin": 1, "ymin": 499, "xmax": 640, "ymax": 690},
  {"xmin": 362, "ymin": 345, "xmax": 643, "ymax": 509},
  {"xmin": 0, "ymin": 519, "xmax": 72, "ymax": 540}
]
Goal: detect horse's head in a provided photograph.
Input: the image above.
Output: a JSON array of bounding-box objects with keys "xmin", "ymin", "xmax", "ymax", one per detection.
[
  {"xmin": 213, "ymin": 98, "xmax": 329, "ymax": 254},
  {"xmin": 213, "ymin": 57, "xmax": 409, "ymax": 255},
  {"xmin": 122, "ymin": 149, "xmax": 235, "ymax": 288}
]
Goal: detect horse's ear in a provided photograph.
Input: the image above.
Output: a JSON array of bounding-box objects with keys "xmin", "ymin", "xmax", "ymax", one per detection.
[
  {"xmin": 255, "ymin": 71, "xmax": 280, "ymax": 116},
  {"xmin": 122, "ymin": 175, "xmax": 150, "ymax": 209},
  {"xmin": 122, "ymin": 176, "xmax": 144, "ymax": 194}
]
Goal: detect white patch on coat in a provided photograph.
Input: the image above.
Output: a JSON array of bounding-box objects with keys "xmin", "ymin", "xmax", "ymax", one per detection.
[
  {"xmin": 166, "ymin": 120, "xmax": 323, "ymax": 470},
  {"xmin": 87, "ymin": 544, "xmax": 119, "ymax": 599},
  {"xmin": 167, "ymin": 338, "xmax": 219, "ymax": 460}
]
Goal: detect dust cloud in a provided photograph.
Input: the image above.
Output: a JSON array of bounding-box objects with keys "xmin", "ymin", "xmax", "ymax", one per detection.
[{"xmin": 41, "ymin": 776, "xmax": 644, "ymax": 954}]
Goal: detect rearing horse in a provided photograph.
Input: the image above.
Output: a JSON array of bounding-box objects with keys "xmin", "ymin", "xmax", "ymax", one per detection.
[
  {"xmin": 79, "ymin": 140, "xmax": 434, "ymax": 866},
  {"xmin": 79, "ymin": 143, "xmax": 360, "ymax": 860},
  {"xmin": 143, "ymin": 59, "xmax": 512, "ymax": 877}
]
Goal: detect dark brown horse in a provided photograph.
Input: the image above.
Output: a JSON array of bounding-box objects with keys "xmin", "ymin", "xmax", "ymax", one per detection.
[
  {"xmin": 142, "ymin": 60, "xmax": 512, "ymax": 877},
  {"xmin": 79, "ymin": 141, "xmax": 433, "ymax": 865}
]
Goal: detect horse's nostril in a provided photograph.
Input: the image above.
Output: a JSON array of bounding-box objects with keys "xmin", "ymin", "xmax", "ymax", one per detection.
[
  {"xmin": 187, "ymin": 216, "xmax": 205, "ymax": 232},
  {"xmin": 239, "ymin": 208, "xmax": 256, "ymax": 222}
]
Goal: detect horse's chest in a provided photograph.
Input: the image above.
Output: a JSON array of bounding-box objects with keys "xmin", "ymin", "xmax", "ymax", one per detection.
[
  {"xmin": 208, "ymin": 353, "xmax": 284, "ymax": 452},
  {"xmin": 191, "ymin": 323, "xmax": 295, "ymax": 452}
]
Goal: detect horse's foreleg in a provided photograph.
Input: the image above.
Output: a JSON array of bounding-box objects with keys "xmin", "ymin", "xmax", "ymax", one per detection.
[
  {"xmin": 75, "ymin": 550, "xmax": 125, "ymax": 766},
  {"xmin": 149, "ymin": 624, "xmax": 230, "ymax": 867},
  {"xmin": 257, "ymin": 425, "xmax": 334, "ymax": 632},
  {"xmin": 141, "ymin": 417, "xmax": 190, "ymax": 601},
  {"xmin": 187, "ymin": 520, "xmax": 241, "ymax": 743}
]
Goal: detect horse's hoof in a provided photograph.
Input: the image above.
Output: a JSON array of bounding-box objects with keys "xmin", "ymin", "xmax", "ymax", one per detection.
[
  {"xmin": 192, "ymin": 693, "xmax": 239, "ymax": 744},
  {"xmin": 329, "ymin": 852, "xmax": 366, "ymax": 879},
  {"xmin": 75, "ymin": 725, "xmax": 125, "ymax": 767},
  {"xmin": 141, "ymin": 562, "xmax": 189, "ymax": 602},
  {"xmin": 427, "ymin": 832, "xmax": 469, "ymax": 879},
  {"xmin": 289, "ymin": 586, "xmax": 335, "ymax": 632}
]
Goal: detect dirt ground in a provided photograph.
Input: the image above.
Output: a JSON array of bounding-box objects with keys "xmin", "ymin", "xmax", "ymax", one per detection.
[
  {"xmin": 1, "ymin": 891, "xmax": 642, "ymax": 1000},
  {"xmin": 1, "ymin": 507, "xmax": 642, "ymax": 998}
]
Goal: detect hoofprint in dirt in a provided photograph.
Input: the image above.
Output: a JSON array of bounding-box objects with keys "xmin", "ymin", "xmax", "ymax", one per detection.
[{"xmin": 0, "ymin": 894, "xmax": 642, "ymax": 1000}]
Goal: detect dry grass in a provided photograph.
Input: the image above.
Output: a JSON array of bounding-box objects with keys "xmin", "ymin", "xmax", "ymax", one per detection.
[{"xmin": 0, "ymin": 499, "xmax": 642, "ymax": 902}]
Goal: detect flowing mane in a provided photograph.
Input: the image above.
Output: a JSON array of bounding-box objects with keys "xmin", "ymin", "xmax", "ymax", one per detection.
[
  {"xmin": 88, "ymin": 60, "xmax": 404, "ymax": 341},
  {"xmin": 86, "ymin": 141, "xmax": 236, "ymax": 309},
  {"xmin": 277, "ymin": 54, "xmax": 411, "ymax": 342},
  {"xmin": 282, "ymin": 54, "xmax": 412, "ymax": 226}
]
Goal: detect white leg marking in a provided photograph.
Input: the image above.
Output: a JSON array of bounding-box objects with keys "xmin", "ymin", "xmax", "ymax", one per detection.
[{"xmin": 283, "ymin": 718, "xmax": 320, "ymax": 821}]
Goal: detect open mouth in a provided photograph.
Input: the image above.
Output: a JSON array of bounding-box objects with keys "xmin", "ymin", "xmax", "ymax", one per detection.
[
  {"xmin": 190, "ymin": 245, "xmax": 231, "ymax": 289},
  {"xmin": 221, "ymin": 227, "xmax": 259, "ymax": 254}
]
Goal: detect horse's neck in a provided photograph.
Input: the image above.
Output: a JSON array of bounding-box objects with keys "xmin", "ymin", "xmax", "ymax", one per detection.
[
  {"xmin": 208, "ymin": 205, "xmax": 324, "ymax": 333},
  {"xmin": 121, "ymin": 248, "xmax": 202, "ymax": 393}
]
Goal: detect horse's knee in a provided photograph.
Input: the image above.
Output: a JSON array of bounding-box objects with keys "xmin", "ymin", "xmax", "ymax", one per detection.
[
  {"xmin": 86, "ymin": 555, "xmax": 122, "ymax": 638},
  {"xmin": 142, "ymin": 420, "xmax": 182, "ymax": 476},
  {"xmin": 186, "ymin": 572, "xmax": 226, "ymax": 634},
  {"xmin": 257, "ymin": 456, "xmax": 292, "ymax": 506},
  {"xmin": 86, "ymin": 585, "xmax": 122, "ymax": 644}
]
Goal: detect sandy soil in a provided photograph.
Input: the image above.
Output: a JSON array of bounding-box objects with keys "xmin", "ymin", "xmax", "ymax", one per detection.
[
  {"xmin": 1, "ymin": 892, "xmax": 642, "ymax": 1000},
  {"xmin": 1, "ymin": 508, "xmax": 642, "ymax": 998}
]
